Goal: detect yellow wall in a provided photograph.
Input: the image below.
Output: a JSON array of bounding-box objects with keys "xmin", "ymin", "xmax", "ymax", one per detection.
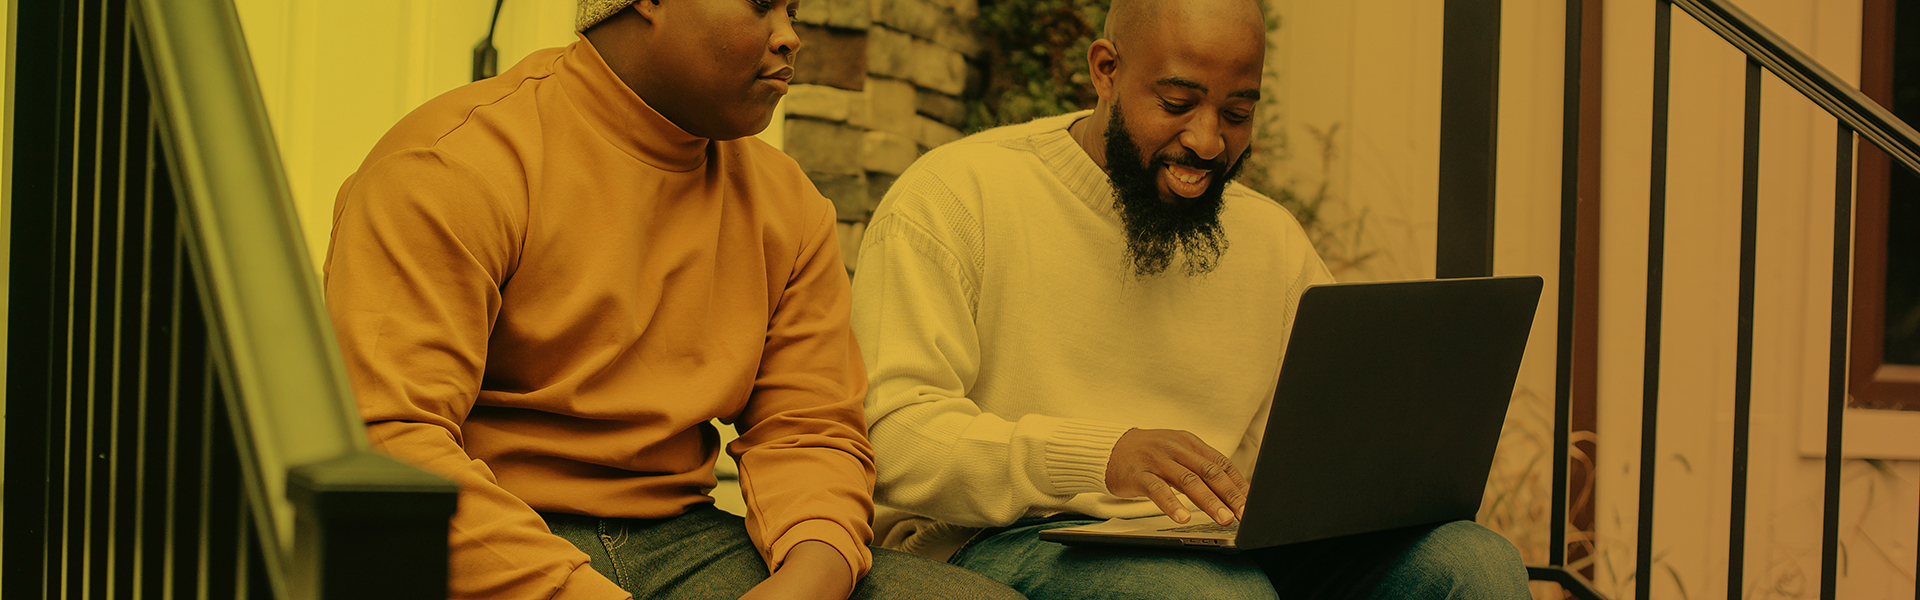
[
  {"xmin": 233, "ymin": 0, "xmax": 577, "ymax": 273},
  {"xmin": 231, "ymin": 0, "xmax": 784, "ymax": 274}
]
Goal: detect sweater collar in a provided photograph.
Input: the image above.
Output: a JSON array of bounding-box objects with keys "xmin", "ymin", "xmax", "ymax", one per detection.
[
  {"xmin": 1029, "ymin": 111, "xmax": 1120, "ymax": 218},
  {"xmin": 560, "ymin": 35, "xmax": 710, "ymax": 172}
]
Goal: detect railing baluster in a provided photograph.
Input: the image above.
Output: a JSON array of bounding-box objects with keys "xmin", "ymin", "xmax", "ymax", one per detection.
[
  {"xmin": 92, "ymin": 2, "xmax": 131, "ymax": 597},
  {"xmin": 82, "ymin": 0, "xmax": 109, "ymax": 594},
  {"xmin": 111, "ymin": 12, "xmax": 150, "ymax": 597},
  {"xmin": 62, "ymin": 1, "xmax": 94, "ymax": 596},
  {"xmin": 1729, "ymin": 56, "xmax": 1762, "ymax": 600},
  {"xmin": 1640, "ymin": 3, "xmax": 1673, "ymax": 600},
  {"xmin": 1553, "ymin": 0, "xmax": 1582, "ymax": 571},
  {"xmin": 1821, "ymin": 125, "xmax": 1852, "ymax": 600},
  {"xmin": 236, "ymin": 502, "xmax": 254, "ymax": 596},
  {"xmin": 196, "ymin": 359, "xmax": 214, "ymax": 600},
  {"xmin": 162, "ymin": 229, "xmax": 183, "ymax": 600},
  {"xmin": 132, "ymin": 110, "xmax": 158, "ymax": 600},
  {"xmin": 103, "ymin": 0, "xmax": 135, "ymax": 593}
]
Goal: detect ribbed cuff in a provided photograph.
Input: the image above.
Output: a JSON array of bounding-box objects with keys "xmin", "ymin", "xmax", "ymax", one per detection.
[
  {"xmin": 548, "ymin": 560, "xmax": 632, "ymax": 600},
  {"xmin": 1042, "ymin": 419, "xmax": 1135, "ymax": 496},
  {"xmin": 769, "ymin": 518, "xmax": 871, "ymax": 584}
]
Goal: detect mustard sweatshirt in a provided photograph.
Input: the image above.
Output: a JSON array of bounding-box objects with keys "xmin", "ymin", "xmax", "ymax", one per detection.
[{"xmin": 325, "ymin": 38, "xmax": 873, "ymax": 600}]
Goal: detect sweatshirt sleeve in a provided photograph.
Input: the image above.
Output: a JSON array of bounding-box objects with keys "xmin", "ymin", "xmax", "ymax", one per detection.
[
  {"xmin": 324, "ymin": 150, "xmax": 631, "ymax": 600},
  {"xmin": 850, "ymin": 173, "xmax": 1137, "ymax": 528},
  {"xmin": 730, "ymin": 204, "xmax": 877, "ymax": 583}
]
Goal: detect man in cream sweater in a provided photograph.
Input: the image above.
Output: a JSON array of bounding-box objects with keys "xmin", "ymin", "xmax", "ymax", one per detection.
[{"xmin": 850, "ymin": 0, "xmax": 1531, "ymax": 597}]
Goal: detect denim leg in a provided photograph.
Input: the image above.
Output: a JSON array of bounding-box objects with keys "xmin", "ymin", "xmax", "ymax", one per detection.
[
  {"xmin": 544, "ymin": 506, "xmax": 764, "ymax": 598},
  {"xmin": 542, "ymin": 511, "xmax": 631, "ymax": 588},
  {"xmin": 543, "ymin": 505, "xmax": 1023, "ymax": 599},
  {"xmin": 1362, "ymin": 521, "xmax": 1530, "ymax": 600},
  {"xmin": 859, "ymin": 547, "xmax": 1028, "ymax": 600},
  {"xmin": 950, "ymin": 519, "xmax": 1277, "ymax": 600},
  {"xmin": 1255, "ymin": 520, "xmax": 1529, "ymax": 600}
]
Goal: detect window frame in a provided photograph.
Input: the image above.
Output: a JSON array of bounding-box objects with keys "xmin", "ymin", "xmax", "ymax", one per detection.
[{"xmin": 1852, "ymin": 0, "xmax": 1920, "ymax": 411}]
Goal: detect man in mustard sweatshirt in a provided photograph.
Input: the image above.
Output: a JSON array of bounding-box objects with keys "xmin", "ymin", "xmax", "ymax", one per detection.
[
  {"xmin": 851, "ymin": 0, "xmax": 1532, "ymax": 598},
  {"xmin": 324, "ymin": 1, "xmax": 1022, "ymax": 598}
]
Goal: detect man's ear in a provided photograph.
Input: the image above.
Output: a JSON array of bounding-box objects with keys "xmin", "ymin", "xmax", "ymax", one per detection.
[
  {"xmin": 1088, "ymin": 39, "xmax": 1119, "ymax": 102},
  {"xmin": 631, "ymin": 0, "xmax": 661, "ymax": 25}
]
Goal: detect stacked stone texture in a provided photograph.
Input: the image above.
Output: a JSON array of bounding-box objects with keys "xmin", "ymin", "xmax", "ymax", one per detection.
[{"xmin": 783, "ymin": 0, "xmax": 983, "ymax": 274}]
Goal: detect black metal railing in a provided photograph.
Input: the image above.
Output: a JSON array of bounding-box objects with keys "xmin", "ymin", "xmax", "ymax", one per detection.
[
  {"xmin": 1642, "ymin": 1, "xmax": 1920, "ymax": 598},
  {"xmin": 4, "ymin": 0, "xmax": 458, "ymax": 598},
  {"xmin": 1437, "ymin": 0, "xmax": 1920, "ymax": 599}
]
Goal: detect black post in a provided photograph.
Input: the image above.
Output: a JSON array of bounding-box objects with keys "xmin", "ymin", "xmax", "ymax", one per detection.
[
  {"xmin": 1820, "ymin": 125, "xmax": 1851, "ymax": 600},
  {"xmin": 1728, "ymin": 56, "xmax": 1762, "ymax": 600},
  {"xmin": 1552, "ymin": 0, "xmax": 1583, "ymax": 570},
  {"xmin": 287, "ymin": 451, "xmax": 458, "ymax": 600},
  {"xmin": 1638, "ymin": 3, "xmax": 1674, "ymax": 600},
  {"xmin": 1437, "ymin": 0, "xmax": 1502, "ymax": 279}
]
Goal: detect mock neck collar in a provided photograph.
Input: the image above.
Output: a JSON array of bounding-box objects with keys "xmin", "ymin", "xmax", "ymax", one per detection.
[{"xmin": 561, "ymin": 34, "xmax": 710, "ymax": 172}]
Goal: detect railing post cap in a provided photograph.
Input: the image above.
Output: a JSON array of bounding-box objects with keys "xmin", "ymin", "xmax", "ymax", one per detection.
[{"xmin": 287, "ymin": 451, "xmax": 458, "ymax": 520}]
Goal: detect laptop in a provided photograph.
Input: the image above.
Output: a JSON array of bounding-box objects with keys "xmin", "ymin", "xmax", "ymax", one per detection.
[{"xmin": 1038, "ymin": 275, "xmax": 1543, "ymax": 551}]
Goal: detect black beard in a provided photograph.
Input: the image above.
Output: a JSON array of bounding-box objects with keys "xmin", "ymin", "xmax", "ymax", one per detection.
[{"xmin": 1103, "ymin": 106, "xmax": 1247, "ymax": 278}]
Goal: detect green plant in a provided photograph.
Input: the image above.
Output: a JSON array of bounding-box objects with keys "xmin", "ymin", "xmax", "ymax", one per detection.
[{"xmin": 967, "ymin": 0, "xmax": 1107, "ymax": 131}]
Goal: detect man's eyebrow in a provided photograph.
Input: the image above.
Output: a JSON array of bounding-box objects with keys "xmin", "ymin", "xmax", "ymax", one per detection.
[
  {"xmin": 1155, "ymin": 77, "xmax": 1207, "ymax": 92},
  {"xmin": 1155, "ymin": 77, "xmax": 1262, "ymax": 101}
]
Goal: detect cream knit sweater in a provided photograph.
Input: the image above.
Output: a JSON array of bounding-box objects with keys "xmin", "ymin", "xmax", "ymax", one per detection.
[{"xmin": 850, "ymin": 112, "xmax": 1333, "ymax": 559}]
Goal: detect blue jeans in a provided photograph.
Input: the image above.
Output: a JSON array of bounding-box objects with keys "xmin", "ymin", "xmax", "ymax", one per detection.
[
  {"xmin": 544, "ymin": 505, "xmax": 1025, "ymax": 599},
  {"xmin": 948, "ymin": 518, "xmax": 1530, "ymax": 600}
]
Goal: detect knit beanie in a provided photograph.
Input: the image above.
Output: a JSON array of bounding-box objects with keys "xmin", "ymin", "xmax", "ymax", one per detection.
[{"xmin": 577, "ymin": 0, "xmax": 639, "ymax": 31}]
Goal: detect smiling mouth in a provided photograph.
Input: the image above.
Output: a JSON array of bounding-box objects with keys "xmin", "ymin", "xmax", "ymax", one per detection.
[{"xmin": 1164, "ymin": 163, "xmax": 1212, "ymax": 198}]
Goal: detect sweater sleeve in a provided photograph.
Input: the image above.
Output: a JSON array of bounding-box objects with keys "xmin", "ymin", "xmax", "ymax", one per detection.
[
  {"xmin": 731, "ymin": 205, "xmax": 877, "ymax": 583},
  {"xmin": 325, "ymin": 150, "xmax": 630, "ymax": 600},
  {"xmin": 851, "ymin": 174, "xmax": 1136, "ymax": 529},
  {"xmin": 1229, "ymin": 223, "xmax": 1337, "ymax": 475}
]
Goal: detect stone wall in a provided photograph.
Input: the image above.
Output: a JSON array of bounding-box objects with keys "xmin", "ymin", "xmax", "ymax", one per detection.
[{"xmin": 783, "ymin": 0, "xmax": 983, "ymax": 275}]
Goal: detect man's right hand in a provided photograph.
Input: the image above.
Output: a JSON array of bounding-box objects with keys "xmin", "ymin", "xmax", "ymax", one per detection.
[{"xmin": 1104, "ymin": 428, "xmax": 1248, "ymax": 526}]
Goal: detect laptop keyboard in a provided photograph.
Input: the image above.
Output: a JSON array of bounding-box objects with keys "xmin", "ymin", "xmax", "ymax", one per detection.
[{"xmin": 1161, "ymin": 522, "xmax": 1240, "ymax": 535}]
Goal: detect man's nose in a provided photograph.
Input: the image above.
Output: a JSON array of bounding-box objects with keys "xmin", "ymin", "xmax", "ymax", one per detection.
[{"xmin": 1180, "ymin": 112, "xmax": 1225, "ymax": 162}]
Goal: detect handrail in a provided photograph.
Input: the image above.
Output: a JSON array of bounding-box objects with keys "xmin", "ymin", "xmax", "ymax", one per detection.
[
  {"xmin": 1674, "ymin": 0, "xmax": 1920, "ymax": 174},
  {"xmin": 127, "ymin": 0, "xmax": 367, "ymax": 586}
]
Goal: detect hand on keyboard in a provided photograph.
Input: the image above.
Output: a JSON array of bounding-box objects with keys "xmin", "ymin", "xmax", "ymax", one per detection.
[{"xmin": 1105, "ymin": 428, "xmax": 1248, "ymax": 526}]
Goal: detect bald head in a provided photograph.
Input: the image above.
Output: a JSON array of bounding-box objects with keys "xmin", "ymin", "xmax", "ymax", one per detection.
[{"xmin": 1103, "ymin": 0, "xmax": 1266, "ymax": 54}]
